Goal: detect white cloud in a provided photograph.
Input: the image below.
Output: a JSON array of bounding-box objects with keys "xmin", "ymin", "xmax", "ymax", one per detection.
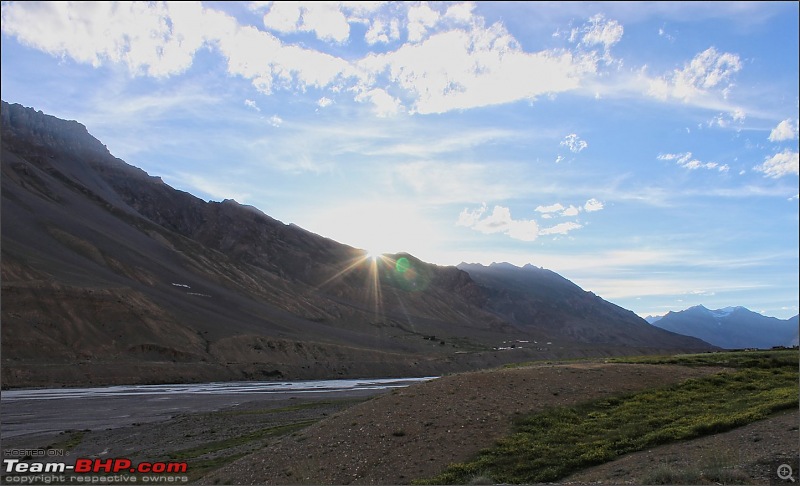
[
  {"xmin": 260, "ymin": 2, "xmax": 302, "ymax": 34},
  {"xmin": 268, "ymin": 115, "xmax": 283, "ymax": 127},
  {"xmin": 1, "ymin": 2, "xmax": 352, "ymax": 96},
  {"xmin": 444, "ymin": 2, "xmax": 476, "ymax": 24},
  {"xmin": 535, "ymin": 203, "xmax": 565, "ymax": 214},
  {"xmin": 539, "ymin": 221, "xmax": 583, "ymax": 236},
  {"xmin": 754, "ymin": 149, "xmax": 800, "ymax": 178},
  {"xmin": 317, "ymin": 96, "xmax": 334, "ymax": 108},
  {"xmin": 658, "ymin": 152, "xmax": 729, "ymax": 172},
  {"xmin": 262, "ymin": 2, "xmax": 350, "ymax": 43},
  {"xmin": 207, "ymin": 13, "xmax": 353, "ymax": 95},
  {"xmin": 536, "ymin": 203, "xmax": 586, "ymax": 217},
  {"xmin": 299, "ymin": 3, "xmax": 351, "ymax": 43},
  {"xmin": 244, "ymin": 99, "xmax": 260, "ymax": 111},
  {"xmin": 584, "ymin": 198, "xmax": 604, "ymax": 212},
  {"xmin": 562, "ymin": 205, "xmax": 581, "ymax": 217},
  {"xmin": 456, "ymin": 203, "xmax": 487, "ymax": 228},
  {"xmin": 357, "ymin": 16, "xmax": 599, "ymax": 114},
  {"xmin": 647, "ymin": 47, "xmax": 741, "ymax": 102},
  {"xmin": 570, "ymin": 14, "xmax": 623, "ymax": 63},
  {"xmin": 710, "ymin": 109, "xmax": 746, "ymax": 128},
  {"xmin": 3, "ymin": 2, "xmax": 756, "ymax": 121},
  {"xmin": 406, "ymin": 3, "xmax": 441, "ymax": 43},
  {"xmin": 355, "ymin": 88, "xmax": 402, "ymax": 117},
  {"xmin": 457, "ymin": 204, "xmax": 539, "ymax": 242},
  {"xmin": 768, "ymin": 119, "xmax": 799, "ymax": 142},
  {"xmin": 0, "ymin": 1, "xmax": 208, "ymax": 77},
  {"xmin": 658, "ymin": 26, "xmax": 675, "ymax": 42},
  {"xmin": 0, "ymin": 3, "xmax": 618, "ymax": 116},
  {"xmin": 560, "ymin": 133, "xmax": 588, "ymax": 153},
  {"xmin": 365, "ymin": 17, "xmax": 401, "ymax": 44},
  {"xmin": 676, "ymin": 47, "xmax": 741, "ymax": 91},
  {"xmin": 459, "ymin": 200, "xmax": 598, "ymax": 241}
]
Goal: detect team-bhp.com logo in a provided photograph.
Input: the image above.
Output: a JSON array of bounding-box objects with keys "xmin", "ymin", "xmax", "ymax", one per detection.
[{"xmin": 3, "ymin": 458, "xmax": 188, "ymax": 483}]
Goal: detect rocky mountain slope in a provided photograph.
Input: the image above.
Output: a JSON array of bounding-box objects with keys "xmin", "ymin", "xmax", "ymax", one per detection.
[
  {"xmin": 649, "ymin": 305, "xmax": 799, "ymax": 349},
  {"xmin": 457, "ymin": 262, "xmax": 695, "ymax": 347},
  {"xmin": 0, "ymin": 101, "xmax": 713, "ymax": 387}
]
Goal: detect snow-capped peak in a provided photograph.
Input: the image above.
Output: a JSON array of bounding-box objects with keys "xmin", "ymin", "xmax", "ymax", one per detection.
[{"xmin": 710, "ymin": 306, "xmax": 742, "ymax": 319}]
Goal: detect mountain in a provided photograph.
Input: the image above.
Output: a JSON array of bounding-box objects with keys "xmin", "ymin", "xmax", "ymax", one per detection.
[
  {"xmin": 0, "ymin": 101, "xmax": 713, "ymax": 388},
  {"xmin": 649, "ymin": 305, "xmax": 799, "ymax": 349},
  {"xmin": 456, "ymin": 262, "xmax": 707, "ymax": 347}
]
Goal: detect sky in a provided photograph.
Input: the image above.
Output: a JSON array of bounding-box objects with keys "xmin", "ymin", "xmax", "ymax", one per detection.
[{"xmin": 1, "ymin": 1, "xmax": 798, "ymax": 320}]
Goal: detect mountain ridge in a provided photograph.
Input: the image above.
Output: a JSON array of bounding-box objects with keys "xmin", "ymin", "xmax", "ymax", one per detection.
[
  {"xmin": 456, "ymin": 262, "xmax": 705, "ymax": 347},
  {"xmin": 649, "ymin": 304, "xmax": 798, "ymax": 349},
  {"xmin": 1, "ymin": 100, "xmax": 714, "ymax": 388}
]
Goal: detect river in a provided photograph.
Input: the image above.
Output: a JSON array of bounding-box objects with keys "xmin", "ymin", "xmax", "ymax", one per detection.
[{"xmin": 0, "ymin": 377, "xmax": 436, "ymax": 439}]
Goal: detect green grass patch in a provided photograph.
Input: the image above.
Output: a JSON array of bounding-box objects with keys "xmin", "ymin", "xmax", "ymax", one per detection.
[
  {"xmin": 182, "ymin": 452, "xmax": 249, "ymax": 482},
  {"xmin": 44, "ymin": 429, "xmax": 87, "ymax": 455},
  {"xmin": 502, "ymin": 356, "xmax": 601, "ymax": 369},
  {"xmin": 213, "ymin": 400, "xmax": 335, "ymax": 416},
  {"xmin": 607, "ymin": 348, "xmax": 799, "ymax": 369},
  {"xmin": 642, "ymin": 451, "xmax": 752, "ymax": 485},
  {"xmin": 417, "ymin": 350, "xmax": 798, "ymax": 485},
  {"xmin": 167, "ymin": 419, "xmax": 317, "ymax": 462},
  {"xmin": 165, "ymin": 419, "xmax": 319, "ymax": 481}
]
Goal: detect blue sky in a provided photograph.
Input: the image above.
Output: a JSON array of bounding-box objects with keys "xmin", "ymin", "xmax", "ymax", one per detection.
[{"xmin": 2, "ymin": 1, "xmax": 798, "ymax": 319}]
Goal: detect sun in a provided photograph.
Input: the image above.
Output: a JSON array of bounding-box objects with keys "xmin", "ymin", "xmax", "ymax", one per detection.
[{"xmin": 365, "ymin": 249, "xmax": 383, "ymax": 261}]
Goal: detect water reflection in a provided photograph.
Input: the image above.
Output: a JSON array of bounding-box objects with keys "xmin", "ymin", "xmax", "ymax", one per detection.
[{"xmin": 1, "ymin": 377, "xmax": 438, "ymax": 401}]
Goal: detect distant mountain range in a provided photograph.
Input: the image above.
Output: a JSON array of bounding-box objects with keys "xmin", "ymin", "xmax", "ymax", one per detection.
[
  {"xmin": 0, "ymin": 100, "xmax": 713, "ymax": 388},
  {"xmin": 648, "ymin": 305, "xmax": 799, "ymax": 349}
]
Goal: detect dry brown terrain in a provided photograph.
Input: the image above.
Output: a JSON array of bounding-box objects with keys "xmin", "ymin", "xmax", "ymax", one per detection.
[{"xmin": 201, "ymin": 362, "xmax": 741, "ymax": 485}]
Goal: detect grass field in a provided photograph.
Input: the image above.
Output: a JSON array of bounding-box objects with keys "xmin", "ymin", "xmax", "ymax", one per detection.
[{"xmin": 417, "ymin": 349, "xmax": 799, "ymax": 485}]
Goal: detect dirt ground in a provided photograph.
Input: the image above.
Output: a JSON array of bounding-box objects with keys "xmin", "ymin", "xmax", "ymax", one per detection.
[
  {"xmin": 3, "ymin": 362, "xmax": 795, "ymax": 485},
  {"xmin": 200, "ymin": 362, "xmax": 752, "ymax": 485}
]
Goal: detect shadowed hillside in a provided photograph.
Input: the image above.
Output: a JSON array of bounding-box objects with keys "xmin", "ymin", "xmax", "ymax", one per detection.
[
  {"xmin": 457, "ymin": 262, "xmax": 701, "ymax": 346},
  {"xmin": 1, "ymin": 101, "xmax": 713, "ymax": 387}
]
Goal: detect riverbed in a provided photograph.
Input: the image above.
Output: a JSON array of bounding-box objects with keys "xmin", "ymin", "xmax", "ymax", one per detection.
[{"xmin": 0, "ymin": 377, "xmax": 436, "ymax": 440}]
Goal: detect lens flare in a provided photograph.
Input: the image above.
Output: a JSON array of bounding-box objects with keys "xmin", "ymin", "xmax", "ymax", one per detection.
[{"xmin": 395, "ymin": 257, "xmax": 411, "ymax": 273}]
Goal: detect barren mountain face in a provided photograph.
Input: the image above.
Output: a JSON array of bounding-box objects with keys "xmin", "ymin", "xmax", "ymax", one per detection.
[{"xmin": 0, "ymin": 101, "xmax": 713, "ymax": 388}]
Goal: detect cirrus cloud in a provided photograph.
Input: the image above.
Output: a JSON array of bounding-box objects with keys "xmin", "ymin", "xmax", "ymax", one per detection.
[{"xmin": 658, "ymin": 152, "xmax": 730, "ymax": 172}]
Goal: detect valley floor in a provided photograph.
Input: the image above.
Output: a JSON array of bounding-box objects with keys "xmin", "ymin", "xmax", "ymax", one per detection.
[{"xmin": 1, "ymin": 357, "xmax": 797, "ymax": 485}]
